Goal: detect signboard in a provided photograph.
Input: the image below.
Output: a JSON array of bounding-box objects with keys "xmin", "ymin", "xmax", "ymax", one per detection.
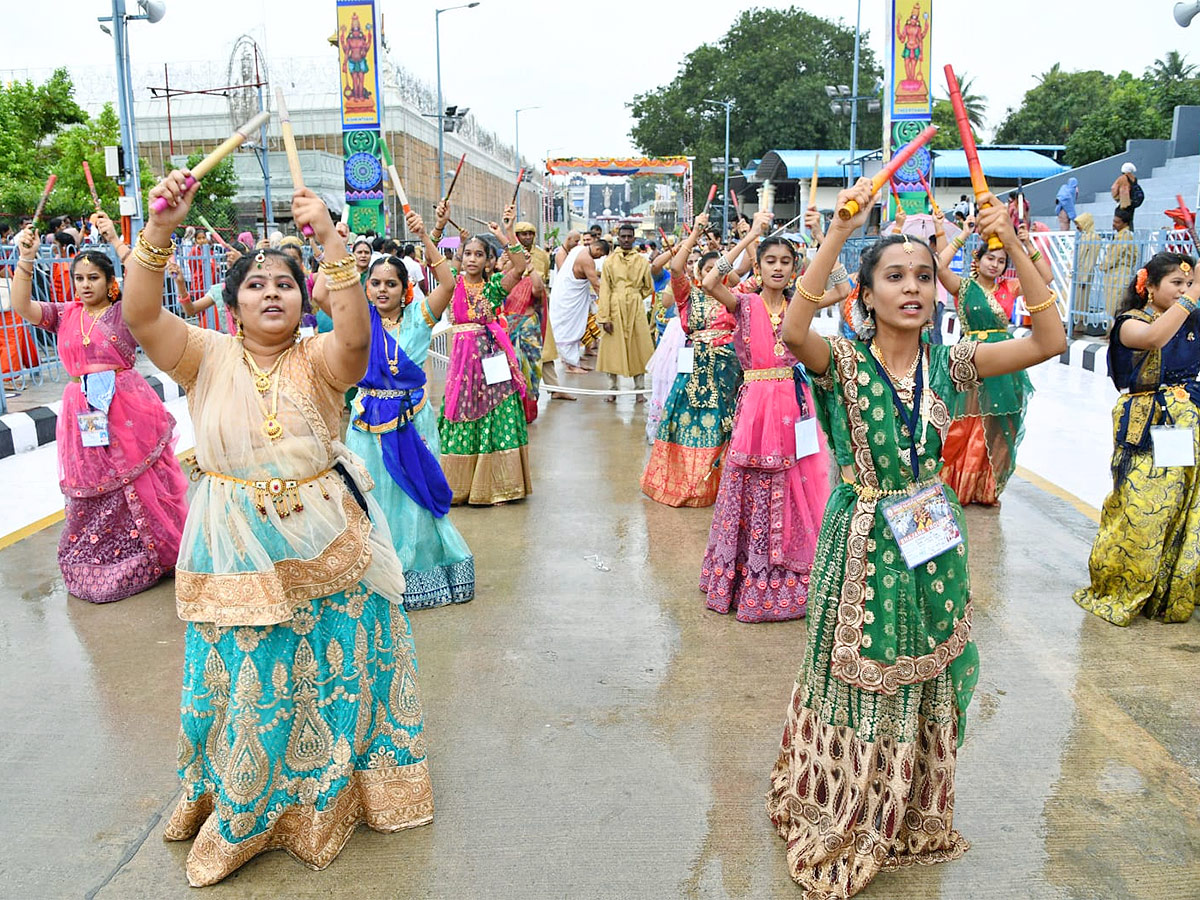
[{"xmin": 336, "ymin": 0, "xmax": 385, "ymax": 234}]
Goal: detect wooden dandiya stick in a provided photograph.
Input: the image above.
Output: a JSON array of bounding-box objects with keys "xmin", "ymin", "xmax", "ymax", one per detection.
[
  {"xmin": 837, "ymin": 124, "xmax": 937, "ymax": 220},
  {"xmin": 150, "ymin": 111, "xmax": 271, "ymax": 214},
  {"xmin": 378, "ymin": 140, "xmax": 411, "ymax": 215},
  {"xmin": 32, "ymin": 174, "xmax": 57, "ymax": 224},
  {"xmin": 918, "ymin": 171, "xmax": 941, "ymax": 216},
  {"xmin": 196, "ymin": 214, "xmax": 232, "ymax": 250},
  {"xmin": 441, "ymin": 153, "xmax": 467, "ymax": 204},
  {"xmin": 700, "ymin": 183, "xmax": 718, "ymax": 216},
  {"xmin": 768, "ymin": 212, "xmax": 805, "ymax": 237},
  {"xmin": 729, "ymin": 188, "xmax": 740, "ymax": 216},
  {"xmin": 464, "ymin": 213, "xmax": 492, "ymax": 228},
  {"xmin": 82, "ymin": 161, "xmax": 101, "ymax": 211},
  {"xmin": 809, "ymin": 155, "xmax": 820, "ymax": 209},
  {"xmin": 944, "ymin": 64, "xmax": 1002, "ymax": 250},
  {"xmin": 275, "ymin": 89, "xmax": 314, "ymax": 237},
  {"xmin": 510, "ymin": 167, "xmax": 526, "ymax": 208}
]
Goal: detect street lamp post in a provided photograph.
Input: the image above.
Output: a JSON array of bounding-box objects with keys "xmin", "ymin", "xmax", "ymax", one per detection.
[
  {"xmin": 849, "ymin": 0, "xmax": 862, "ymax": 190},
  {"xmin": 514, "ymin": 105, "xmax": 540, "ymax": 220},
  {"xmin": 436, "ymin": 3, "xmax": 480, "ymax": 198},
  {"xmin": 703, "ymin": 98, "xmax": 733, "ymax": 236},
  {"xmin": 99, "ymin": 0, "xmax": 166, "ymax": 239}
]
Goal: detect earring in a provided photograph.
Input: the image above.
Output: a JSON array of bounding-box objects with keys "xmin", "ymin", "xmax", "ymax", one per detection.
[
  {"xmin": 293, "ymin": 324, "xmax": 301, "ymax": 341},
  {"xmin": 235, "ymin": 320, "xmax": 244, "ymax": 339}
]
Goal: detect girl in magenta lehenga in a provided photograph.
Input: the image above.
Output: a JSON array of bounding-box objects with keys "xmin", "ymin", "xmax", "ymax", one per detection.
[
  {"xmin": 8, "ymin": 237, "xmax": 188, "ymax": 602},
  {"xmin": 697, "ymin": 213, "xmax": 831, "ymax": 622}
]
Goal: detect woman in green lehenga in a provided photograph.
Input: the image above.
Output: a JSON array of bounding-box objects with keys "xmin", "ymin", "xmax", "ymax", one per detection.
[
  {"xmin": 933, "ymin": 213, "xmax": 1053, "ymax": 505},
  {"xmin": 767, "ymin": 182, "xmax": 1066, "ymax": 898}
]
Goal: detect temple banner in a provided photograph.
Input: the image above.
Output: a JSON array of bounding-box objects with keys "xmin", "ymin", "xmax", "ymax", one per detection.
[
  {"xmin": 885, "ymin": 0, "xmax": 934, "ymax": 216},
  {"xmin": 336, "ymin": 0, "xmax": 385, "ymax": 233}
]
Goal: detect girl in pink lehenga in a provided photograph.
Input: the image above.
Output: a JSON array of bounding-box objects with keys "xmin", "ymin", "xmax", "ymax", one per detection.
[
  {"xmin": 697, "ymin": 212, "xmax": 831, "ymax": 623},
  {"xmin": 8, "ymin": 235, "xmax": 188, "ymax": 602}
]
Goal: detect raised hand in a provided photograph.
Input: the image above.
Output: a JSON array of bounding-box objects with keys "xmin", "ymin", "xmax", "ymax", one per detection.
[
  {"xmin": 16, "ymin": 226, "xmax": 39, "ymax": 261},
  {"xmin": 692, "ymin": 211, "xmax": 710, "ymax": 234},
  {"xmin": 751, "ymin": 209, "xmax": 773, "ymax": 235},
  {"xmin": 434, "ymin": 200, "xmax": 450, "ymax": 229},
  {"xmin": 291, "ymin": 188, "xmax": 337, "ymax": 245},
  {"xmin": 91, "ymin": 210, "xmax": 118, "ymax": 244},
  {"xmin": 147, "ymin": 170, "xmax": 199, "ymax": 231},
  {"xmin": 976, "ymin": 192, "xmax": 1016, "ymax": 247},
  {"xmin": 406, "ymin": 210, "xmax": 427, "ymax": 237},
  {"xmin": 831, "ymin": 178, "xmax": 874, "ymax": 234}
]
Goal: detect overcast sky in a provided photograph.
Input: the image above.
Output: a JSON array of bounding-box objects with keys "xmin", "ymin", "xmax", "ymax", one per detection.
[{"xmin": 3, "ymin": 1, "xmax": 1196, "ymax": 161}]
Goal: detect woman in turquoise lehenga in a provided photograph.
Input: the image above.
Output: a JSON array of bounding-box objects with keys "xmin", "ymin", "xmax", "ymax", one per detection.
[
  {"xmin": 767, "ymin": 183, "xmax": 1067, "ymax": 897},
  {"xmin": 122, "ymin": 173, "xmax": 432, "ymax": 886},
  {"xmin": 347, "ymin": 204, "xmax": 475, "ymax": 610}
]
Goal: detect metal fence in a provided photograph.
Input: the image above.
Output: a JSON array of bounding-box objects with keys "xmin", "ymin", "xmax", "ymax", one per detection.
[{"xmin": 0, "ymin": 242, "xmax": 238, "ymax": 414}]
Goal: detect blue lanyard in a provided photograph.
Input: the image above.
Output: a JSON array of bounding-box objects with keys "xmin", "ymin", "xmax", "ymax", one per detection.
[{"xmin": 870, "ymin": 344, "xmax": 923, "ymax": 483}]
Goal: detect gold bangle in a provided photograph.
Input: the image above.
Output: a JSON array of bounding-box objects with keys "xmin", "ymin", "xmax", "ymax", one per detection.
[
  {"xmin": 1025, "ymin": 292, "xmax": 1057, "ymax": 315},
  {"xmin": 427, "ymin": 255, "xmax": 447, "ymax": 269},
  {"xmin": 136, "ymin": 232, "xmax": 174, "ymax": 256},
  {"xmin": 130, "ymin": 250, "xmax": 168, "ymax": 273},
  {"xmin": 326, "ymin": 273, "xmax": 361, "ymax": 292},
  {"xmin": 796, "ymin": 283, "xmax": 825, "ymax": 304}
]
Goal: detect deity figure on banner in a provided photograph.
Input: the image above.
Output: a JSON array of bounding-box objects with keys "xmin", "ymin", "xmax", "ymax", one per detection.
[
  {"xmin": 896, "ymin": 3, "xmax": 930, "ymax": 101},
  {"xmin": 341, "ymin": 13, "xmax": 373, "ymax": 103}
]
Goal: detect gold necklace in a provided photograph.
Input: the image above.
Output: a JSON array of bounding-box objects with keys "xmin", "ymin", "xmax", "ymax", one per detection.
[
  {"xmin": 763, "ymin": 295, "xmax": 789, "ymax": 356},
  {"xmin": 382, "ymin": 317, "xmax": 403, "ymax": 375},
  {"xmin": 79, "ymin": 304, "xmax": 110, "ymax": 346},
  {"xmin": 871, "ymin": 343, "xmax": 920, "ymax": 392},
  {"xmin": 243, "ymin": 348, "xmax": 291, "ymax": 441}
]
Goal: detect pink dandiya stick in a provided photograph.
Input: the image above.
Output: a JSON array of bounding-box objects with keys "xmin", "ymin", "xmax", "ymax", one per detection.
[
  {"xmin": 729, "ymin": 188, "xmax": 740, "ymax": 215},
  {"xmin": 82, "ymin": 161, "xmax": 101, "ymax": 210},
  {"xmin": 275, "ymin": 90, "xmax": 314, "ymax": 236},
  {"xmin": 838, "ymin": 124, "xmax": 937, "ymax": 220},
  {"xmin": 441, "ymin": 153, "xmax": 467, "ymax": 204},
  {"xmin": 701, "ymin": 183, "xmax": 718, "ymax": 215},
  {"xmin": 918, "ymin": 171, "xmax": 941, "ymax": 216},
  {"xmin": 150, "ymin": 111, "xmax": 270, "ymax": 214},
  {"xmin": 32, "ymin": 174, "xmax": 57, "ymax": 223}
]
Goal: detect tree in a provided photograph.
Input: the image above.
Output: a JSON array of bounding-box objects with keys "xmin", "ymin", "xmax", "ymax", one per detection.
[
  {"xmin": 0, "ymin": 68, "xmax": 87, "ymax": 219},
  {"xmin": 628, "ymin": 7, "xmax": 884, "ymax": 199},
  {"xmin": 1064, "ymin": 73, "xmax": 1166, "ymax": 168},
  {"xmin": 1145, "ymin": 51, "xmax": 1200, "ymax": 122},
  {"xmin": 994, "ymin": 66, "xmax": 1114, "ymax": 146}
]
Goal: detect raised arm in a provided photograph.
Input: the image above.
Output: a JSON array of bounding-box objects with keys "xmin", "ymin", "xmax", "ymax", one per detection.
[
  {"xmin": 121, "ymin": 172, "xmax": 196, "ymax": 371},
  {"xmin": 702, "ymin": 209, "xmax": 772, "ymax": 311},
  {"xmin": 91, "ymin": 210, "xmax": 130, "ymax": 266},
  {"xmin": 670, "ymin": 213, "xmax": 708, "ymax": 279},
  {"xmin": 934, "ymin": 207, "xmax": 964, "ymax": 297},
  {"xmin": 410, "ymin": 203, "xmax": 454, "ymax": 319},
  {"xmin": 492, "ymin": 203, "xmax": 523, "ymax": 295},
  {"xmin": 972, "ymin": 195, "xmax": 1067, "ymax": 377},
  {"xmin": 291, "ymin": 189, "xmax": 372, "ymax": 384},
  {"xmin": 8, "ymin": 226, "xmax": 44, "ymax": 326},
  {"xmin": 1017, "ymin": 224, "xmax": 1054, "ymax": 285}
]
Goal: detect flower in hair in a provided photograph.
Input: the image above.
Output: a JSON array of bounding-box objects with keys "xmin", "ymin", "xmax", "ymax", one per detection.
[{"xmin": 1135, "ymin": 267, "xmax": 1148, "ymax": 297}]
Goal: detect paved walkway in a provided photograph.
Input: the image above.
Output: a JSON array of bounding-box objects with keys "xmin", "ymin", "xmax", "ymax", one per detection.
[{"xmin": 0, "ymin": 367, "xmax": 1196, "ymax": 899}]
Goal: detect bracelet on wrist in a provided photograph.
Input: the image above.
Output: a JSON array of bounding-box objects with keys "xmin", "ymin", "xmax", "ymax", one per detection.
[
  {"xmin": 796, "ymin": 283, "xmax": 825, "ymax": 304},
  {"xmin": 1029, "ymin": 249, "xmax": 1043, "ymax": 263},
  {"xmin": 1025, "ymin": 291, "xmax": 1058, "ymax": 315},
  {"xmin": 1179, "ymin": 296, "xmax": 1198, "ymax": 315}
]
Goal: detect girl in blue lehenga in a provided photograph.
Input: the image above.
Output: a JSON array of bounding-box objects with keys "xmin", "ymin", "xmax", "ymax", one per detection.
[{"xmin": 347, "ymin": 206, "xmax": 475, "ymax": 609}]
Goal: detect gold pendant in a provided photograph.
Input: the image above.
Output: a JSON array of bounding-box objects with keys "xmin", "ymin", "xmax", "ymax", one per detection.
[
  {"xmin": 261, "ymin": 417, "xmax": 284, "ymax": 441},
  {"xmin": 774, "ymin": 339, "xmax": 786, "ymax": 357},
  {"xmin": 389, "ymin": 364, "xmax": 399, "ymax": 375},
  {"xmin": 254, "ymin": 374, "xmax": 272, "ymax": 393},
  {"xmin": 82, "ymin": 337, "xmax": 90, "ymax": 346}
]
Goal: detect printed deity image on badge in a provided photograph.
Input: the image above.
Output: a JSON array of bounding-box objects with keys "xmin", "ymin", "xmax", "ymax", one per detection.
[{"xmin": 881, "ymin": 483, "xmax": 963, "ymax": 569}]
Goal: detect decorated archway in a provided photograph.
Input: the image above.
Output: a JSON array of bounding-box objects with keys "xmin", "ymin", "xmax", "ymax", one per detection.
[{"xmin": 542, "ymin": 156, "xmax": 693, "ymax": 238}]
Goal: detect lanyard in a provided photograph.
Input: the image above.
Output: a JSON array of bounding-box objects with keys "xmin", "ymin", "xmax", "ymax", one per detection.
[{"xmin": 870, "ymin": 345, "xmax": 923, "ymax": 482}]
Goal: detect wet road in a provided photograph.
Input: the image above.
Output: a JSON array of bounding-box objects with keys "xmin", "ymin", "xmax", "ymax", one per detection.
[{"xmin": 1, "ymin": 386, "xmax": 1198, "ymax": 899}]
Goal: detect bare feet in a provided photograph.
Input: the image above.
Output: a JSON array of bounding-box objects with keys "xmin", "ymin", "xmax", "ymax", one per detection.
[
  {"xmin": 550, "ymin": 392, "xmax": 576, "ymax": 401},
  {"xmin": 636, "ymin": 394, "xmax": 646, "ymax": 403},
  {"xmin": 605, "ymin": 395, "xmax": 616, "ymax": 403},
  {"xmin": 565, "ymin": 364, "xmax": 589, "ymax": 374}
]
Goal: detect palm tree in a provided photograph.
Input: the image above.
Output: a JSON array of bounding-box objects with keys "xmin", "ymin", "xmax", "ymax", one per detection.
[
  {"xmin": 1147, "ymin": 51, "xmax": 1196, "ymax": 83},
  {"xmin": 939, "ymin": 71, "xmax": 988, "ymax": 133}
]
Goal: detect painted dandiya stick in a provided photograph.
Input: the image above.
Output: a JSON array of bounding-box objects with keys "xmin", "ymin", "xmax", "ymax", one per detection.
[
  {"xmin": 510, "ymin": 167, "xmax": 526, "ymax": 208},
  {"xmin": 150, "ymin": 111, "xmax": 271, "ymax": 214},
  {"xmin": 769, "ymin": 212, "xmax": 804, "ymax": 237},
  {"xmin": 378, "ymin": 140, "xmax": 411, "ymax": 215},
  {"xmin": 32, "ymin": 174, "xmax": 57, "ymax": 224},
  {"xmin": 441, "ymin": 153, "xmax": 467, "ymax": 203},
  {"xmin": 944, "ymin": 64, "xmax": 1002, "ymax": 250},
  {"xmin": 196, "ymin": 214, "xmax": 232, "ymax": 250},
  {"xmin": 837, "ymin": 124, "xmax": 937, "ymax": 220},
  {"xmin": 729, "ymin": 188, "xmax": 740, "ymax": 215},
  {"xmin": 276, "ymin": 89, "xmax": 314, "ymax": 237},
  {"xmin": 82, "ymin": 161, "xmax": 101, "ymax": 210},
  {"xmin": 701, "ymin": 183, "xmax": 718, "ymax": 215},
  {"xmin": 918, "ymin": 171, "xmax": 941, "ymax": 216},
  {"xmin": 809, "ymin": 155, "xmax": 820, "ymax": 208}
]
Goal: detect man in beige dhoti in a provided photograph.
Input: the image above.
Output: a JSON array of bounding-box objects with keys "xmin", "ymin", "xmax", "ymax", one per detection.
[{"xmin": 597, "ymin": 223, "xmax": 654, "ymax": 403}]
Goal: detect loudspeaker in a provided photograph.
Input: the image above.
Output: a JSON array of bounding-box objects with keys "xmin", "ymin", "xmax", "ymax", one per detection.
[{"xmin": 1175, "ymin": 1, "xmax": 1200, "ymax": 27}]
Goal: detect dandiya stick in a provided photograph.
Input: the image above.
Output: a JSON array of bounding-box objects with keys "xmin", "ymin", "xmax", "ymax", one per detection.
[
  {"xmin": 729, "ymin": 189, "xmax": 740, "ymax": 215},
  {"xmin": 441, "ymin": 152, "xmax": 467, "ymax": 203},
  {"xmin": 510, "ymin": 167, "xmax": 526, "ymax": 208},
  {"xmin": 276, "ymin": 89, "xmax": 314, "ymax": 237},
  {"xmin": 196, "ymin": 214, "xmax": 232, "ymax": 250},
  {"xmin": 150, "ymin": 111, "xmax": 270, "ymax": 214},
  {"xmin": 918, "ymin": 171, "xmax": 941, "ymax": 216},
  {"xmin": 768, "ymin": 212, "xmax": 804, "ymax": 237},
  {"xmin": 838, "ymin": 124, "xmax": 937, "ymax": 220},
  {"xmin": 32, "ymin": 174, "xmax": 57, "ymax": 224},
  {"xmin": 701, "ymin": 183, "xmax": 718, "ymax": 215},
  {"xmin": 944, "ymin": 64, "xmax": 1002, "ymax": 250},
  {"xmin": 82, "ymin": 161, "xmax": 101, "ymax": 210},
  {"xmin": 378, "ymin": 140, "xmax": 411, "ymax": 215}
]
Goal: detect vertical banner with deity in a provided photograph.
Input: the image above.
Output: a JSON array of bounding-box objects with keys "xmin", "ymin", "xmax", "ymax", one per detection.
[
  {"xmin": 337, "ymin": 0, "xmax": 385, "ymax": 234},
  {"xmin": 883, "ymin": 1, "xmax": 933, "ymax": 216}
]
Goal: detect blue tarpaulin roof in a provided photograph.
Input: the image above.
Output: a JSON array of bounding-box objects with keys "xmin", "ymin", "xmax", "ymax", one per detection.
[{"xmin": 752, "ymin": 148, "xmax": 1067, "ymax": 182}]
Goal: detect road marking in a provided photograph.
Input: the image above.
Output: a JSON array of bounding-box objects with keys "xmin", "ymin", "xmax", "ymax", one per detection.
[{"xmin": 1015, "ymin": 465, "xmax": 1100, "ymax": 524}]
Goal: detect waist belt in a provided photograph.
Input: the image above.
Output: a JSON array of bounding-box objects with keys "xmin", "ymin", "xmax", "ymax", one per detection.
[
  {"xmin": 844, "ymin": 476, "xmax": 942, "ymax": 503},
  {"xmin": 451, "ymin": 323, "xmax": 486, "ymax": 334},
  {"xmin": 690, "ymin": 328, "xmax": 733, "ymax": 344},
  {"xmin": 964, "ymin": 328, "xmax": 1009, "ymax": 339},
  {"xmin": 183, "ymin": 454, "xmax": 334, "ymax": 519},
  {"xmin": 68, "ymin": 367, "xmax": 126, "ymax": 383},
  {"xmin": 743, "ymin": 366, "xmax": 792, "ymax": 382}
]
